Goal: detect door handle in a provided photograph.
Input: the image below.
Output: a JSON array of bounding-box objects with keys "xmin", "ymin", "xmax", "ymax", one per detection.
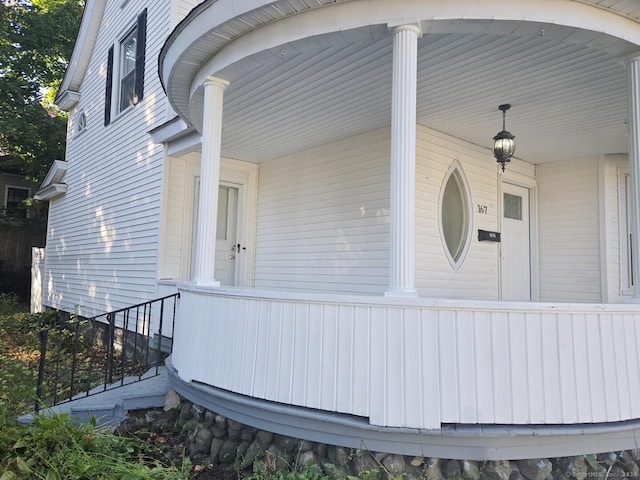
[{"xmin": 228, "ymin": 255, "xmax": 235, "ymax": 260}]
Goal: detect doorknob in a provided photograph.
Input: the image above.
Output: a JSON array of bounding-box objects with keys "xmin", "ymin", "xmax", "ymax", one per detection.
[{"xmin": 228, "ymin": 255, "xmax": 236, "ymax": 260}]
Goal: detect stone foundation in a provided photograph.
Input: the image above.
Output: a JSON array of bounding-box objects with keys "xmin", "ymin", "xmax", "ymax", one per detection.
[{"xmin": 116, "ymin": 391, "xmax": 640, "ymax": 480}]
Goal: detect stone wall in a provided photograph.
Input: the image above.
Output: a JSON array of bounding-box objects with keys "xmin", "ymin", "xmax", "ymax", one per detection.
[{"xmin": 117, "ymin": 392, "xmax": 640, "ymax": 480}]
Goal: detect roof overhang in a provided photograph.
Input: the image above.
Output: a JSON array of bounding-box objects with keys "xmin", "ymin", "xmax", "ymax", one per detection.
[{"xmin": 35, "ymin": 160, "xmax": 68, "ymax": 201}]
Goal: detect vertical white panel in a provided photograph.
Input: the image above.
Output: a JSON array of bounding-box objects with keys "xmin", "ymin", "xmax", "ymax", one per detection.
[
  {"xmin": 508, "ymin": 312, "xmax": 529, "ymax": 423},
  {"xmin": 437, "ymin": 309, "xmax": 459, "ymax": 423},
  {"xmin": 320, "ymin": 304, "xmax": 338, "ymax": 411},
  {"xmin": 251, "ymin": 300, "xmax": 271, "ymax": 398},
  {"xmin": 541, "ymin": 313, "xmax": 562, "ymax": 423},
  {"xmin": 599, "ymin": 314, "xmax": 620, "ymax": 421},
  {"xmin": 277, "ymin": 302, "xmax": 296, "ymax": 403},
  {"xmin": 525, "ymin": 313, "xmax": 545, "ymax": 423},
  {"xmin": 336, "ymin": 305, "xmax": 354, "ymax": 413},
  {"xmin": 383, "ymin": 308, "xmax": 404, "ymax": 425},
  {"xmin": 351, "ymin": 306, "xmax": 371, "ymax": 417},
  {"xmin": 420, "ymin": 309, "xmax": 441, "ymax": 428},
  {"xmin": 491, "ymin": 312, "xmax": 512, "ymax": 423},
  {"xmin": 624, "ymin": 314, "xmax": 640, "ymax": 417},
  {"xmin": 612, "ymin": 313, "xmax": 631, "ymax": 418},
  {"xmin": 369, "ymin": 307, "xmax": 387, "ymax": 426},
  {"xmin": 264, "ymin": 301, "xmax": 283, "ymax": 401},
  {"xmin": 291, "ymin": 302, "xmax": 310, "ymax": 406},
  {"xmin": 306, "ymin": 303, "xmax": 324, "ymax": 409},
  {"xmin": 222, "ymin": 297, "xmax": 240, "ymax": 390},
  {"xmin": 557, "ymin": 313, "xmax": 578, "ymax": 423},
  {"xmin": 242, "ymin": 299, "xmax": 260, "ymax": 395},
  {"xmin": 402, "ymin": 308, "xmax": 423, "ymax": 427},
  {"xmin": 456, "ymin": 310, "xmax": 477, "ymax": 423},
  {"xmin": 571, "ymin": 314, "xmax": 593, "ymax": 422},
  {"xmin": 586, "ymin": 313, "xmax": 607, "ymax": 422},
  {"xmin": 474, "ymin": 311, "xmax": 494, "ymax": 423}
]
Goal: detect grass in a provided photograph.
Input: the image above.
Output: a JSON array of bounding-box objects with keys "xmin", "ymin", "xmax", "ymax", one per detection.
[{"xmin": 0, "ymin": 294, "xmax": 194, "ymax": 479}]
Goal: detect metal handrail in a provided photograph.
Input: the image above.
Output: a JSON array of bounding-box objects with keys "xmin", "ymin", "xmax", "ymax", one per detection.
[{"xmin": 35, "ymin": 293, "xmax": 180, "ymax": 412}]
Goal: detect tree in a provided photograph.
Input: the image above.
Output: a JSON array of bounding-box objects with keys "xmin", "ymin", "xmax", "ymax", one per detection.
[{"xmin": 0, "ymin": 0, "xmax": 83, "ymax": 183}]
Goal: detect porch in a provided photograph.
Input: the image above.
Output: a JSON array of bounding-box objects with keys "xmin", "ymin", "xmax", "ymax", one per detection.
[{"xmin": 169, "ymin": 284, "xmax": 640, "ymax": 459}]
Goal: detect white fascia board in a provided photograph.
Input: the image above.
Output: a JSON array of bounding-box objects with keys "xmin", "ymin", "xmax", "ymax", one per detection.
[
  {"xmin": 34, "ymin": 183, "xmax": 68, "ymax": 201},
  {"xmin": 55, "ymin": 0, "xmax": 107, "ymax": 110},
  {"xmin": 55, "ymin": 90, "xmax": 81, "ymax": 112},
  {"xmin": 149, "ymin": 116, "xmax": 195, "ymax": 144}
]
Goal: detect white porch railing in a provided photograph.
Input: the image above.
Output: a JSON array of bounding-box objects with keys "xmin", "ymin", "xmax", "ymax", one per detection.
[{"xmin": 172, "ymin": 285, "xmax": 640, "ymax": 430}]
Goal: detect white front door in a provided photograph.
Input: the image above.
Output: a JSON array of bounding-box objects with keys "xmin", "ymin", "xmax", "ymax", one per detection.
[
  {"xmin": 501, "ymin": 183, "xmax": 531, "ymax": 301},
  {"xmin": 189, "ymin": 181, "xmax": 239, "ymax": 286},
  {"xmin": 214, "ymin": 185, "xmax": 239, "ymax": 286}
]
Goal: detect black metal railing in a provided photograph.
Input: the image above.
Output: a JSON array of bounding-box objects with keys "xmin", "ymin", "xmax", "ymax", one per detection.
[{"xmin": 35, "ymin": 293, "xmax": 180, "ymax": 412}]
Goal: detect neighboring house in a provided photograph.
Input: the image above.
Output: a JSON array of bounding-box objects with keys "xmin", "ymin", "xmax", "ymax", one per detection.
[
  {"xmin": 0, "ymin": 156, "xmax": 34, "ymax": 219},
  {"xmin": 40, "ymin": 0, "xmax": 640, "ymax": 460}
]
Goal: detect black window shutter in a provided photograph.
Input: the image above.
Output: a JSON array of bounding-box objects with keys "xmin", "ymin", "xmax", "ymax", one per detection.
[
  {"xmin": 134, "ymin": 9, "xmax": 147, "ymax": 104},
  {"xmin": 104, "ymin": 45, "xmax": 114, "ymax": 125}
]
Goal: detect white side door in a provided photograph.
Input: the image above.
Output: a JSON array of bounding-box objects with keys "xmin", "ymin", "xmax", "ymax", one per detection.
[
  {"xmin": 214, "ymin": 185, "xmax": 238, "ymax": 286},
  {"xmin": 501, "ymin": 183, "xmax": 531, "ymax": 301},
  {"xmin": 189, "ymin": 181, "xmax": 239, "ymax": 286}
]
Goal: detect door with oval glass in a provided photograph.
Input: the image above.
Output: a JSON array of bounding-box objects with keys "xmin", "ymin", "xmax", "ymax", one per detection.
[{"xmin": 500, "ymin": 183, "xmax": 531, "ymax": 300}]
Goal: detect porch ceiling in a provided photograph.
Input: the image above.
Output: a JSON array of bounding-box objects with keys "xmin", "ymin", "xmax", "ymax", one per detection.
[{"xmin": 165, "ymin": 1, "xmax": 640, "ymax": 165}]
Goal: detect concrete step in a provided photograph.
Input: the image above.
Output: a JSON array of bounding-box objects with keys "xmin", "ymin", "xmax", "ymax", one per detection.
[{"xmin": 19, "ymin": 367, "xmax": 169, "ymax": 427}]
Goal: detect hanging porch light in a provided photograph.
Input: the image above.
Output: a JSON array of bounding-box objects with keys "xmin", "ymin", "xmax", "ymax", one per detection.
[{"xmin": 493, "ymin": 104, "xmax": 516, "ymax": 172}]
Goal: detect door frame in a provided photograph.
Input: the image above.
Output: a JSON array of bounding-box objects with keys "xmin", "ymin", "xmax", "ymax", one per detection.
[
  {"xmin": 499, "ymin": 177, "xmax": 539, "ymax": 301},
  {"xmin": 186, "ymin": 157, "xmax": 258, "ymax": 287}
]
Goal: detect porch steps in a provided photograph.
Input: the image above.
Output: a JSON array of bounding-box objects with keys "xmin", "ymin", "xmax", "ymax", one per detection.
[{"xmin": 18, "ymin": 367, "xmax": 169, "ymax": 427}]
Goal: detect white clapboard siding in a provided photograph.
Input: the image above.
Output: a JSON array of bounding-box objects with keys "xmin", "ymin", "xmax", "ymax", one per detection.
[
  {"xmin": 171, "ymin": 0, "xmax": 202, "ymax": 27},
  {"xmin": 255, "ymin": 128, "xmax": 391, "ymax": 294},
  {"xmin": 43, "ymin": 0, "xmax": 173, "ymax": 317},
  {"xmin": 172, "ymin": 288, "xmax": 640, "ymax": 429},
  {"xmin": 415, "ymin": 126, "xmax": 505, "ymax": 299},
  {"xmin": 538, "ymin": 157, "xmax": 602, "ymax": 302}
]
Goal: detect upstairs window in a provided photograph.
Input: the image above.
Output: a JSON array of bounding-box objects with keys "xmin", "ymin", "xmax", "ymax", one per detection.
[
  {"xmin": 439, "ymin": 161, "xmax": 472, "ymax": 270},
  {"xmin": 104, "ymin": 9, "xmax": 147, "ymax": 125}
]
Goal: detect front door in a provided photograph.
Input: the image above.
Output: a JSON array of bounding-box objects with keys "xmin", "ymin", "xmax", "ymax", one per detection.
[{"xmin": 501, "ymin": 183, "xmax": 531, "ymax": 300}]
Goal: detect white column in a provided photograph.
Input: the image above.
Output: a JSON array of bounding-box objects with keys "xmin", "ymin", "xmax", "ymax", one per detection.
[
  {"xmin": 386, "ymin": 25, "xmax": 420, "ymax": 297},
  {"xmin": 194, "ymin": 76, "xmax": 229, "ymax": 286},
  {"xmin": 628, "ymin": 57, "xmax": 640, "ymax": 300}
]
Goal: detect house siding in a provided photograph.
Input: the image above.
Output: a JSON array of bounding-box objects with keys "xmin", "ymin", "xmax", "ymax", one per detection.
[
  {"xmin": 538, "ymin": 157, "xmax": 602, "ymax": 302},
  {"xmin": 43, "ymin": 0, "xmax": 172, "ymax": 315},
  {"xmin": 254, "ymin": 125, "xmax": 525, "ymax": 298}
]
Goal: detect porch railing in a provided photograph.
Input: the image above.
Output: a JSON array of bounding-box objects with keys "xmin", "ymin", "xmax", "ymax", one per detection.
[{"xmin": 35, "ymin": 293, "xmax": 180, "ymax": 412}]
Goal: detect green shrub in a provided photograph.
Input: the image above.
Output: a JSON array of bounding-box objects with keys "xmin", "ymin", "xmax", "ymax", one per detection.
[{"xmin": 0, "ymin": 406, "xmax": 193, "ymax": 479}]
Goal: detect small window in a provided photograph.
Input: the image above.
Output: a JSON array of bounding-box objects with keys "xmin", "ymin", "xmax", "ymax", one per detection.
[
  {"xmin": 5, "ymin": 187, "xmax": 30, "ymax": 218},
  {"xmin": 503, "ymin": 193, "xmax": 523, "ymax": 220},
  {"xmin": 619, "ymin": 169, "xmax": 633, "ymax": 293},
  {"xmin": 77, "ymin": 111, "xmax": 87, "ymax": 133},
  {"xmin": 440, "ymin": 162, "xmax": 472, "ymax": 269}
]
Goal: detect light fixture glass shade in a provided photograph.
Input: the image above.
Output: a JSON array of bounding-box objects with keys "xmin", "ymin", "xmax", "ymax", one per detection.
[{"xmin": 493, "ymin": 129, "xmax": 515, "ymax": 171}]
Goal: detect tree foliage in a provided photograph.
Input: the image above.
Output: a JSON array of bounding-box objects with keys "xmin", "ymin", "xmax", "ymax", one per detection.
[{"xmin": 0, "ymin": 0, "xmax": 83, "ymax": 183}]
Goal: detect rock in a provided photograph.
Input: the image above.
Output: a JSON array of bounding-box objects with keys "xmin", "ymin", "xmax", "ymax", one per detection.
[
  {"xmin": 443, "ymin": 459, "xmax": 463, "ymax": 479},
  {"xmin": 275, "ymin": 434, "xmax": 298, "ymax": 453},
  {"xmin": 164, "ymin": 390, "xmax": 181, "ymax": 411},
  {"xmin": 215, "ymin": 415, "xmax": 227, "ymax": 431},
  {"xmin": 298, "ymin": 440, "xmax": 314, "ymax": 452},
  {"xmin": 241, "ymin": 426, "xmax": 257, "ymax": 442},
  {"xmin": 461, "ymin": 460, "xmax": 482, "ymax": 480},
  {"xmin": 181, "ymin": 418, "xmax": 198, "ymax": 432},
  {"xmin": 326, "ymin": 446, "xmax": 349, "ymax": 466},
  {"xmin": 219, "ymin": 439, "xmax": 239, "ymax": 463},
  {"xmin": 178, "ymin": 402, "xmax": 193, "ymax": 426},
  {"xmin": 597, "ymin": 452, "xmax": 618, "ymax": 467},
  {"xmin": 228, "ymin": 420, "xmax": 244, "ymax": 442},
  {"xmin": 190, "ymin": 403, "xmax": 206, "ymax": 422},
  {"xmin": 424, "ymin": 458, "xmax": 445, "ymax": 480},
  {"xmin": 619, "ymin": 450, "xmax": 640, "ymax": 476},
  {"xmin": 410, "ymin": 457, "xmax": 424, "ymax": 467},
  {"xmin": 298, "ymin": 450, "xmax": 317, "ymax": 467},
  {"xmin": 210, "ymin": 437, "xmax": 225, "ymax": 462},
  {"xmin": 508, "ymin": 471, "xmax": 525, "ymax": 480},
  {"xmin": 557, "ymin": 456, "xmax": 588, "ymax": 480},
  {"xmin": 144, "ymin": 410, "xmax": 171, "ymax": 430},
  {"xmin": 382, "ymin": 454, "xmax": 405, "ymax": 477},
  {"xmin": 517, "ymin": 459, "xmax": 552, "ymax": 480},
  {"xmin": 481, "ymin": 460, "xmax": 511, "ymax": 480},
  {"xmin": 188, "ymin": 424, "xmax": 213, "ymax": 455},
  {"xmin": 203, "ymin": 410, "xmax": 216, "ymax": 428},
  {"xmin": 256, "ymin": 430, "xmax": 275, "ymax": 448},
  {"xmin": 241, "ymin": 440, "xmax": 266, "ymax": 469},
  {"xmin": 353, "ymin": 449, "xmax": 381, "ymax": 477}
]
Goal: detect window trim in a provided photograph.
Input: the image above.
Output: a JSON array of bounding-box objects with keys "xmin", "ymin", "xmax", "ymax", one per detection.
[
  {"xmin": 619, "ymin": 167, "xmax": 633, "ymax": 295},
  {"xmin": 4, "ymin": 185, "xmax": 31, "ymax": 217},
  {"xmin": 439, "ymin": 160, "xmax": 473, "ymax": 271},
  {"xmin": 104, "ymin": 9, "xmax": 146, "ymax": 125}
]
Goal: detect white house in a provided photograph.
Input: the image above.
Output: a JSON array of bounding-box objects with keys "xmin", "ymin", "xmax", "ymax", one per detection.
[{"xmin": 39, "ymin": 0, "xmax": 640, "ymax": 460}]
